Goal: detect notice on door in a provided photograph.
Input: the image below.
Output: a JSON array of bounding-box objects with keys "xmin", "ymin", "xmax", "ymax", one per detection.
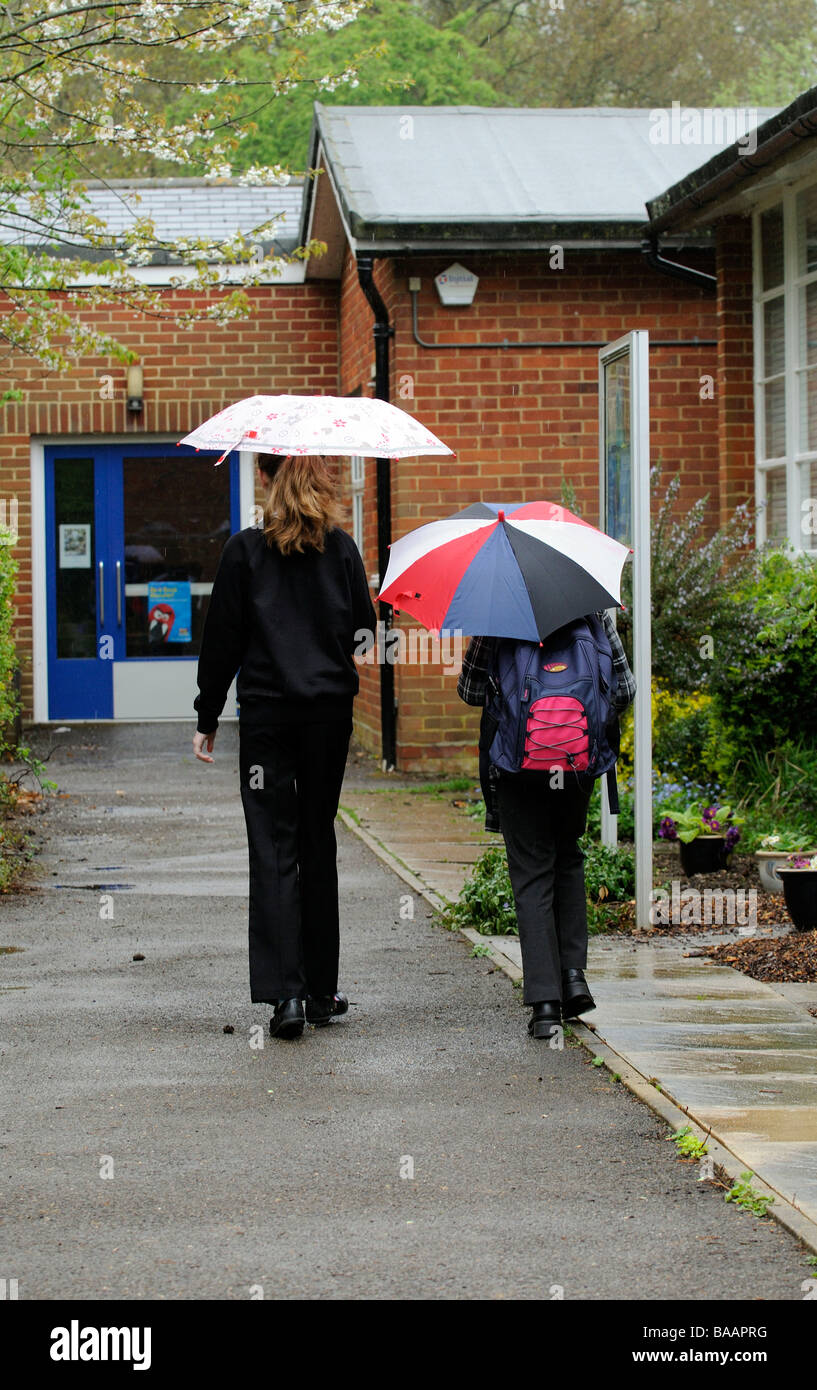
[{"xmin": 147, "ymin": 581, "xmax": 192, "ymax": 645}]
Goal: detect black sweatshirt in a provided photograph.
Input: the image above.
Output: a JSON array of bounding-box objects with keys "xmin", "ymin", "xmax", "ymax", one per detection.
[{"xmin": 194, "ymin": 525, "xmax": 377, "ymax": 733}]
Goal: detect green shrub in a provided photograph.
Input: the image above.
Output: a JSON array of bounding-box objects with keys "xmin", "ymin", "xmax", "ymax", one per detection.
[
  {"xmin": 0, "ymin": 534, "xmax": 19, "ymax": 752},
  {"xmin": 445, "ymin": 835, "xmax": 634, "ymax": 940},
  {"xmin": 731, "ymin": 738, "xmax": 817, "ymax": 850},
  {"xmin": 617, "ymin": 468, "xmax": 760, "ymax": 694},
  {"xmin": 710, "ymin": 548, "xmax": 817, "ymax": 758},
  {"xmin": 579, "ymin": 839, "xmax": 635, "ymax": 901},
  {"xmin": 445, "ymin": 845, "xmax": 518, "ymax": 936}
]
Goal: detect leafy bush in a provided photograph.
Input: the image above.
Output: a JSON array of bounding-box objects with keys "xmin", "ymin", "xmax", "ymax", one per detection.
[
  {"xmin": 709, "ymin": 548, "xmax": 817, "ymax": 758},
  {"xmin": 731, "ymin": 739, "xmax": 817, "ymax": 851},
  {"xmin": 445, "ymin": 845, "xmax": 518, "ymax": 936},
  {"xmin": 445, "ymin": 834, "xmax": 635, "ymax": 941},
  {"xmin": 617, "ymin": 468, "xmax": 759, "ymax": 694},
  {"xmin": 0, "ymin": 534, "xmax": 19, "ymax": 753},
  {"xmin": 617, "ymin": 682, "xmax": 721, "ymax": 786},
  {"xmin": 579, "ymin": 840, "xmax": 635, "ymax": 901}
]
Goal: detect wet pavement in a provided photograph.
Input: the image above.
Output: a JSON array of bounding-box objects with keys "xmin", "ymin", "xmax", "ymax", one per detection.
[
  {"xmin": 338, "ymin": 779, "xmax": 817, "ymax": 1238},
  {"xmin": 1, "ymin": 722, "xmax": 813, "ymax": 1299}
]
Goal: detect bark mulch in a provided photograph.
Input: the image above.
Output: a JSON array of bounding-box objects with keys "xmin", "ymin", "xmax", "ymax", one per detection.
[
  {"xmin": 603, "ymin": 848, "xmax": 817, "ymax": 984},
  {"xmin": 702, "ymin": 931, "xmax": 817, "ymax": 985}
]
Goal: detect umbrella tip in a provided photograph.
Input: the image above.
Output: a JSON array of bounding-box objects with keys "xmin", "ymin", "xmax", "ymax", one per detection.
[{"xmin": 498, "ymin": 509, "xmax": 505, "ymax": 522}]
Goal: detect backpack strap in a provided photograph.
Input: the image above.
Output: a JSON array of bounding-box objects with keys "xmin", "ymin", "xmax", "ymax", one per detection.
[{"xmin": 605, "ymin": 766, "xmax": 619, "ymax": 816}]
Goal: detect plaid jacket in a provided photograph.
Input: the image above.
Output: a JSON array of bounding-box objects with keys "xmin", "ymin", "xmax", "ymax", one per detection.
[{"xmin": 456, "ymin": 611, "xmax": 636, "ymax": 713}]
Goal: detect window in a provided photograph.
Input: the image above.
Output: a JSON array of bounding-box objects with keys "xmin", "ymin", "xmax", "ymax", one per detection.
[
  {"xmin": 754, "ymin": 180, "xmax": 817, "ymax": 551},
  {"xmin": 350, "ymin": 454, "xmax": 365, "ymax": 554}
]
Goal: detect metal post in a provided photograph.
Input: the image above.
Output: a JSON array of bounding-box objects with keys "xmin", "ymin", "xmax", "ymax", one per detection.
[{"xmin": 631, "ymin": 331, "xmax": 653, "ymax": 928}]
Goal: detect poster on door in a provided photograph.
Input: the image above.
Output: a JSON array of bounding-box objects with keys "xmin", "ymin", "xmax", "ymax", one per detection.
[{"xmin": 147, "ymin": 581, "xmax": 192, "ymax": 645}]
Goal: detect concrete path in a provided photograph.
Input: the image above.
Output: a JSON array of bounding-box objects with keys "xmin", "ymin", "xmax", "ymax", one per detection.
[
  {"xmin": 0, "ymin": 724, "xmax": 810, "ymax": 1299},
  {"xmin": 338, "ymin": 780, "xmax": 817, "ymax": 1245}
]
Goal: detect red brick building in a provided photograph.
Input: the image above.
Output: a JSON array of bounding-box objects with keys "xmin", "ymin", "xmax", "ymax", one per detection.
[{"xmin": 5, "ymin": 98, "xmax": 813, "ymax": 770}]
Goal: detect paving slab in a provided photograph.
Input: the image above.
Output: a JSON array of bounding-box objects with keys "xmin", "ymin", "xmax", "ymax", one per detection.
[{"xmin": 340, "ymin": 782, "xmax": 817, "ymax": 1239}]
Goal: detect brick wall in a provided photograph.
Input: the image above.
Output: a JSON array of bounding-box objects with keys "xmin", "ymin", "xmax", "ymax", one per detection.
[
  {"xmin": 1, "ymin": 282, "xmax": 339, "ymax": 718},
  {"xmin": 340, "ymin": 247, "xmax": 726, "ymax": 773}
]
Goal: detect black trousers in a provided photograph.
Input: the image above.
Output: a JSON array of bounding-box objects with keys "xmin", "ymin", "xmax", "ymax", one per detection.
[
  {"xmin": 239, "ymin": 716, "xmax": 353, "ymax": 1002},
  {"xmin": 496, "ymin": 772, "xmax": 593, "ymax": 1004}
]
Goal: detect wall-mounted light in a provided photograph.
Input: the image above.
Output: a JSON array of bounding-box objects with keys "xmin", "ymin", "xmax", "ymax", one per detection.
[
  {"xmin": 434, "ymin": 262, "xmax": 479, "ymax": 307},
  {"xmin": 126, "ymin": 363, "xmax": 144, "ymax": 414}
]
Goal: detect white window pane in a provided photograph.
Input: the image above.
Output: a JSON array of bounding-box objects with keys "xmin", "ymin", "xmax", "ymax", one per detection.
[
  {"xmin": 800, "ymin": 281, "xmax": 817, "ymax": 369},
  {"xmin": 761, "ymin": 205, "xmax": 784, "ymax": 288},
  {"xmin": 797, "ymin": 184, "xmax": 817, "ymax": 277},
  {"xmin": 763, "ymin": 466, "xmax": 788, "ymax": 545},
  {"xmin": 764, "ymin": 295, "xmax": 785, "ymax": 376},
  {"xmin": 799, "ymin": 366, "xmax": 817, "ymax": 453},
  {"xmin": 764, "ymin": 378, "xmax": 786, "ymax": 458},
  {"xmin": 800, "ymin": 460, "xmax": 817, "ymax": 552}
]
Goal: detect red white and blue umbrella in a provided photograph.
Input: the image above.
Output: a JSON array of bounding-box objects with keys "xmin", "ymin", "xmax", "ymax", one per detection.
[{"xmin": 378, "ymin": 501, "xmax": 630, "ymax": 640}]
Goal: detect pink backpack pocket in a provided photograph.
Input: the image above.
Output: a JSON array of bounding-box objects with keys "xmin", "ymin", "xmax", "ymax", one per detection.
[{"xmin": 521, "ymin": 696, "xmax": 590, "ymax": 771}]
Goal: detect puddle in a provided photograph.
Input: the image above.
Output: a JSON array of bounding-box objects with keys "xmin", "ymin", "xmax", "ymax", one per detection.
[{"xmin": 54, "ymin": 883, "xmax": 135, "ymax": 891}]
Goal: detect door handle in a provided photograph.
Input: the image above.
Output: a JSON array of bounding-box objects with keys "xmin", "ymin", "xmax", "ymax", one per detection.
[
  {"xmin": 116, "ymin": 560, "xmax": 122, "ymax": 625},
  {"xmin": 98, "ymin": 560, "xmax": 104, "ymax": 627}
]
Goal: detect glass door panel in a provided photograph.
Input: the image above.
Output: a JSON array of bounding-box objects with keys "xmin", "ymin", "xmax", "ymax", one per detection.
[
  {"xmin": 46, "ymin": 453, "xmax": 114, "ymax": 718},
  {"xmin": 122, "ymin": 454, "xmax": 233, "ymax": 659}
]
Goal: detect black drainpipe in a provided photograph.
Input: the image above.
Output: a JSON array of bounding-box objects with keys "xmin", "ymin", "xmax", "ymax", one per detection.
[
  {"xmin": 641, "ymin": 236, "xmax": 717, "ymax": 289},
  {"xmin": 356, "ymin": 254, "xmax": 397, "ymax": 771}
]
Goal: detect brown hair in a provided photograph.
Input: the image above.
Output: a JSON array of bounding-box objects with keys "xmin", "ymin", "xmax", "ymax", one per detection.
[{"xmin": 257, "ymin": 453, "xmax": 343, "ymax": 555}]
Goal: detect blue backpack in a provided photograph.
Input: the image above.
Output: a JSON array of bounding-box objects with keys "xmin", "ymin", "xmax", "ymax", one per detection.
[{"xmin": 484, "ymin": 614, "xmax": 620, "ymax": 810}]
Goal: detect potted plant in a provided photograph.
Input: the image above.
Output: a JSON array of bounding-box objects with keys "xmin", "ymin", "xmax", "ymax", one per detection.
[
  {"xmin": 776, "ymin": 852, "xmax": 817, "ymax": 931},
  {"xmin": 755, "ymin": 833, "xmax": 817, "ymax": 895},
  {"xmin": 657, "ymin": 802, "xmax": 742, "ymax": 875}
]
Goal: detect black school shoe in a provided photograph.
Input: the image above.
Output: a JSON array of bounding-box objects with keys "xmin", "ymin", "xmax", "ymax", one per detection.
[
  {"xmin": 269, "ymin": 998, "xmax": 305, "ymax": 1040},
  {"xmin": 561, "ymin": 969, "xmax": 596, "ymax": 1018},
  {"xmin": 528, "ymin": 1000, "xmax": 562, "ymax": 1040},
  {"xmin": 305, "ymin": 992, "xmax": 349, "ymax": 1027}
]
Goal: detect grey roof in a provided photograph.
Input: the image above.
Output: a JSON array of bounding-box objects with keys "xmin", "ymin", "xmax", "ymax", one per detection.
[
  {"xmin": 646, "ymin": 86, "xmax": 817, "ymax": 231},
  {"xmin": 306, "ymin": 105, "xmax": 779, "ymax": 248},
  {"xmin": 1, "ymin": 178, "xmax": 304, "ymax": 258}
]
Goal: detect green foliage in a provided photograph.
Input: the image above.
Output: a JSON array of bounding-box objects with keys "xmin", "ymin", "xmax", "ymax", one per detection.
[
  {"xmin": 670, "ymin": 1126, "xmax": 709, "ymax": 1160},
  {"xmin": 724, "ymin": 1172, "xmax": 774, "ymax": 1218},
  {"xmin": 657, "ymin": 801, "xmax": 741, "ymax": 845},
  {"xmin": 710, "ymin": 549, "xmax": 817, "ymax": 758},
  {"xmin": 446, "ymin": 834, "xmax": 632, "ymax": 940},
  {"xmin": 0, "ymin": 537, "xmax": 20, "ymax": 750},
  {"xmin": 617, "ymin": 469, "xmax": 759, "ymax": 694},
  {"xmin": 445, "ymin": 845, "xmax": 517, "ymax": 936},
  {"xmin": 731, "ymin": 740, "xmax": 817, "ymax": 851},
  {"xmin": 470, "ymin": 943, "xmax": 491, "ymax": 958},
  {"xmin": 160, "ymin": 0, "xmax": 507, "ymax": 170},
  {"xmin": 585, "ymin": 780, "xmax": 635, "ymax": 840},
  {"xmin": 579, "ymin": 839, "xmax": 635, "ymax": 901}
]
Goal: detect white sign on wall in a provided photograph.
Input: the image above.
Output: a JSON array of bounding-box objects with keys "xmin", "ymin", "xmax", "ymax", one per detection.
[{"xmin": 434, "ymin": 263, "xmax": 479, "ymax": 307}]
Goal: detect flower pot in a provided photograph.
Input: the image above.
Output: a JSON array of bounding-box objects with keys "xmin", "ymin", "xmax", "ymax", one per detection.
[
  {"xmin": 755, "ymin": 851, "xmax": 787, "ymax": 895},
  {"xmin": 777, "ymin": 869, "xmax": 817, "ymax": 932},
  {"xmin": 679, "ymin": 836, "xmax": 728, "ymax": 875}
]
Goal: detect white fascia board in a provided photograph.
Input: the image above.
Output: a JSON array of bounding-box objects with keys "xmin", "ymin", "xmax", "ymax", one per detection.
[{"xmin": 59, "ymin": 258, "xmax": 306, "ymax": 288}]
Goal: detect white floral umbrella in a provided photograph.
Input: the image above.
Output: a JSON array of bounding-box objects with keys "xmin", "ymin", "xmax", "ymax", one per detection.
[{"xmin": 179, "ymin": 394, "xmax": 454, "ymax": 464}]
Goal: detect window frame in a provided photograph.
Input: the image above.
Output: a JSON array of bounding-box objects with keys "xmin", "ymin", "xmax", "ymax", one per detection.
[{"xmin": 753, "ymin": 174, "xmax": 817, "ymax": 551}]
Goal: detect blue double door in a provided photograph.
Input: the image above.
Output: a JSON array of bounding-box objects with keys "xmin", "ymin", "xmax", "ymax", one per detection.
[{"xmin": 45, "ymin": 444, "xmax": 240, "ymax": 719}]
